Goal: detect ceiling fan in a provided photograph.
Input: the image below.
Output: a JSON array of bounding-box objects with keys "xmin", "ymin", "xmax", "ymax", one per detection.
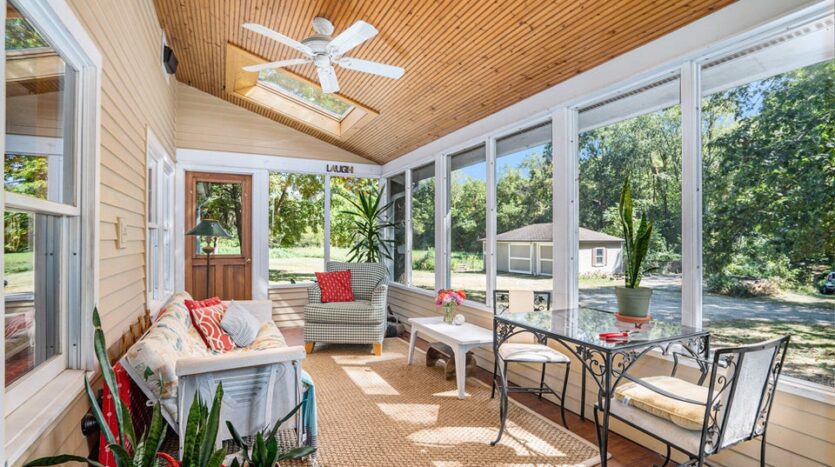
[{"xmin": 242, "ymin": 17, "xmax": 404, "ymax": 94}]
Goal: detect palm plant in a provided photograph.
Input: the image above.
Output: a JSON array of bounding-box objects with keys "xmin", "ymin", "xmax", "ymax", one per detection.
[
  {"xmin": 338, "ymin": 185, "xmax": 395, "ymax": 263},
  {"xmin": 618, "ymin": 176, "xmax": 654, "ymax": 288},
  {"xmin": 225, "ymin": 402, "xmax": 316, "ymax": 467},
  {"xmin": 24, "ymin": 309, "xmax": 167, "ymax": 467}
]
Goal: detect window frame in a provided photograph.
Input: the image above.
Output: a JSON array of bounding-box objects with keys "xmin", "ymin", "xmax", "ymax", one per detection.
[
  {"xmin": 2, "ymin": 0, "xmax": 101, "ymax": 418},
  {"xmin": 377, "ymin": 4, "xmax": 834, "ymax": 395},
  {"xmin": 146, "ymin": 129, "xmax": 174, "ymax": 313},
  {"xmin": 592, "ymin": 247, "xmax": 606, "ymax": 267},
  {"xmin": 507, "ymin": 243, "xmax": 533, "ymax": 275}
]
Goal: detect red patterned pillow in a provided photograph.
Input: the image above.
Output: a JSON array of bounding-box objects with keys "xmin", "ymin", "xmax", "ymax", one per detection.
[
  {"xmin": 315, "ymin": 270, "xmax": 355, "ymax": 303},
  {"xmin": 185, "ymin": 299, "xmax": 234, "ymax": 352}
]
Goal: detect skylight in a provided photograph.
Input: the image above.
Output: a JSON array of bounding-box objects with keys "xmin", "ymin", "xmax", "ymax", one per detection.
[{"xmin": 258, "ymin": 68, "xmax": 353, "ymax": 120}]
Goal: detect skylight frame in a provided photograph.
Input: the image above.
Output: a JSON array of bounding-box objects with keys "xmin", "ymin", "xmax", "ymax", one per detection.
[
  {"xmin": 256, "ymin": 69, "xmax": 355, "ymax": 121},
  {"xmin": 225, "ymin": 43, "xmax": 379, "ymax": 140}
]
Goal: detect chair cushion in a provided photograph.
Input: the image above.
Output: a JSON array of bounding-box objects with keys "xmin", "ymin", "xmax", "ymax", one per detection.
[
  {"xmin": 315, "ymin": 270, "xmax": 355, "ymax": 303},
  {"xmin": 610, "ymin": 398, "xmax": 702, "ymax": 455},
  {"xmin": 614, "ymin": 375, "xmax": 708, "ymax": 431},
  {"xmin": 498, "ymin": 343, "xmax": 570, "ymax": 363},
  {"xmin": 326, "ymin": 262, "xmax": 386, "ymax": 301},
  {"xmin": 304, "ymin": 300, "xmax": 382, "ymax": 324},
  {"xmin": 220, "ymin": 301, "xmax": 261, "ymax": 347},
  {"xmin": 186, "ymin": 300, "xmax": 235, "ymax": 352}
]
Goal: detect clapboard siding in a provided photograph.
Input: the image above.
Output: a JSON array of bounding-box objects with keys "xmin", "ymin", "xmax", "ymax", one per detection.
[
  {"xmin": 16, "ymin": 0, "xmax": 176, "ymax": 464},
  {"xmin": 388, "ymin": 285, "xmax": 835, "ymax": 467},
  {"xmin": 176, "ymin": 83, "xmax": 375, "ymax": 164},
  {"xmin": 268, "ymin": 286, "xmax": 309, "ymax": 328}
]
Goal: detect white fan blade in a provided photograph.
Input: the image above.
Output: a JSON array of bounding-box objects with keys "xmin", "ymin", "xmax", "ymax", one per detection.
[
  {"xmin": 328, "ymin": 20, "xmax": 378, "ymax": 55},
  {"xmin": 338, "ymin": 57, "xmax": 404, "ymax": 79},
  {"xmin": 242, "ymin": 23, "xmax": 313, "ymax": 57},
  {"xmin": 317, "ymin": 66, "xmax": 340, "ymax": 93},
  {"xmin": 242, "ymin": 58, "xmax": 310, "ymax": 72}
]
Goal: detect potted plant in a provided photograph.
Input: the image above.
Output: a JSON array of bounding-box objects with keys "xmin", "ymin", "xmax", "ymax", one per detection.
[
  {"xmin": 615, "ymin": 176, "xmax": 654, "ymax": 318},
  {"xmin": 338, "ymin": 185, "xmax": 395, "ymax": 263}
]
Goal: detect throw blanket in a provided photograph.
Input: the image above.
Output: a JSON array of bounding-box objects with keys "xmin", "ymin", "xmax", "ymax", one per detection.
[{"xmin": 302, "ymin": 370, "xmax": 318, "ymax": 449}]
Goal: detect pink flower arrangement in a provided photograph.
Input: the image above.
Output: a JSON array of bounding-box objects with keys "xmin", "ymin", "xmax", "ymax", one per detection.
[{"xmin": 435, "ymin": 289, "xmax": 467, "ymax": 307}]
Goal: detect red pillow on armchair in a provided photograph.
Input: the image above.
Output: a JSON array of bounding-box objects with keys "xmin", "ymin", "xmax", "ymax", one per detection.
[{"xmin": 315, "ymin": 270, "xmax": 355, "ymax": 303}]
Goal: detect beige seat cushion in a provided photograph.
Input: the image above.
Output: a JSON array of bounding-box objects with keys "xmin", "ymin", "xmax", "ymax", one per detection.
[
  {"xmin": 614, "ymin": 375, "xmax": 708, "ymax": 431},
  {"xmin": 499, "ymin": 343, "xmax": 569, "ymax": 363}
]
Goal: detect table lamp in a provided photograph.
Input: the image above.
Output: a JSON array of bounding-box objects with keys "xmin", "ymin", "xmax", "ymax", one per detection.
[{"xmin": 186, "ymin": 219, "xmax": 231, "ymax": 298}]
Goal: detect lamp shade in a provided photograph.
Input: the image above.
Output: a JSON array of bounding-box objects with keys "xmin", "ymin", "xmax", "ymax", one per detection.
[{"xmin": 186, "ymin": 219, "xmax": 232, "ymax": 237}]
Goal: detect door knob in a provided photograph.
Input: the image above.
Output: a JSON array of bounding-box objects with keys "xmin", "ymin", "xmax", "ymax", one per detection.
[{"xmin": 245, "ymin": 258, "xmax": 252, "ymax": 263}]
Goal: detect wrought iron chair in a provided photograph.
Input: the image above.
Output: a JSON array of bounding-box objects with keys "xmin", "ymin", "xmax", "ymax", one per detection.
[
  {"xmin": 491, "ymin": 290, "xmax": 571, "ymax": 446},
  {"xmin": 595, "ymin": 335, "xmax": 790, "ymax": 467}
]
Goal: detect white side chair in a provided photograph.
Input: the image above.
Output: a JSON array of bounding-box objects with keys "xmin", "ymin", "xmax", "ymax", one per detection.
[
  {"xmin": 598, "ymin": 336, "xmax": 790, "ymax": 467},
  {"xmin": 491, "ymin": 290, "xmax": 571, "ymax": 446}
]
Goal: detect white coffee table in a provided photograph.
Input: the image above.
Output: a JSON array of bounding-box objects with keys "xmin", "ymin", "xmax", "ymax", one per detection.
[{"xmin": 407, "ymin": 316, "xmax": 494, "ymax": 399}]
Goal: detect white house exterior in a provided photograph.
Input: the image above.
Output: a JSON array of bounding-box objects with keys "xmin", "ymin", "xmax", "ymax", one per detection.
[{"xmin": 493, "ymin": 223, "xmax": 623, "ymax": 276}]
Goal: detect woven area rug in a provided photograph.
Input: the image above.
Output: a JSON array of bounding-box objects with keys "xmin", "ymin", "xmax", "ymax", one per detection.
[{"xmin": 286, "ymin": 337, "xmax": 602, "ymax": 466}]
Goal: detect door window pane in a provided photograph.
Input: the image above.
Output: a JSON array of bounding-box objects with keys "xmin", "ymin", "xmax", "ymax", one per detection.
[
  {"xmin": 5, "ymin": 2, "xmax": 76, "ymax": 203},
  {"xmin": 387, "ymin": 173, "xmax": 406, "ymax": 283},
  {"xmin": 448, "ymin": 145, "xmax": 487, "ymax": 303},
  {"xmin": 702, "ymin": 52, "xmax": 834, "ymax": 386},
  {"xmin": 578, "ymin": 73, "xmax": 682, "ymax": 315},
  {"xmin": 330, "ymin": 177, "xmax": 379, "ymax": 262},
  {"xmin": 194, "ymin": 181, "xmax": 242, "ymax": 255},
  {"xmin": 495, "ymin": 122, "xmax": 553, "ymax": 292},
  {"xmin": 4, "ymin": 210, "xmax": 61, "ymax": 386},
  {"xmin": 411, "ymin": 163, "xmax": 435, "ymax": 292},
  {"xmin": 268, "ymin": 172, "xmax": 325, "ymax": 284}
]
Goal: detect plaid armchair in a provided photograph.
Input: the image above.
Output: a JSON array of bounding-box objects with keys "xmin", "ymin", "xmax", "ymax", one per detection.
[{"xmin": 304, "ymin": 262, "xmax": 388, "ymax": 355}]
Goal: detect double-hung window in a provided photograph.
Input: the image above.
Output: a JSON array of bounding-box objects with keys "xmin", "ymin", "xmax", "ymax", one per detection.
[
  {"xmin": 146, "ymin": 131, "xmax": 174, "ymax": 310},
  {"xmin": 3, "ymin": 0, "xmax": 98, "ymax": 413}
]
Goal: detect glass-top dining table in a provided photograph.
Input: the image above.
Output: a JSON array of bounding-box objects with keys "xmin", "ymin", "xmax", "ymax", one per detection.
[{"xmin": 493, "ymin": 307, "xmax": 710, "ymax": 466}]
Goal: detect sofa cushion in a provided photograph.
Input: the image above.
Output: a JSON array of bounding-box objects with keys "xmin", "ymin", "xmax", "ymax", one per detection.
[
  {"xmin": 304, "ymin": 300, "xmax": 382, "ymax": 325},
  {"xmin": 247, "ymin": 321, "xmax": 289, "ymax": 351},
  {"xmin": 325, "ymin": 262, "xmax": 386, "ymax": 301},
  {"xmin": 186, "ymin": 300, "xmax": 235, "ymax": 352},
  {"xmin": 614, "ymin": 375, "xmax": 708, "ymax": 431},
  {"xmin": 221, "ymin": 301, "xmax": 261, "ymax": 347},
  {"xmin": 316, "ymin": 270, "xmax": 355, "ymax": 303}
]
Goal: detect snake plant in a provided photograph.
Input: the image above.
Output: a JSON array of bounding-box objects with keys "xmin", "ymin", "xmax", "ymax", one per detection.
[
  {"xmin": 225, "ymin": 402, "xmax": 316, "ymax": 467},
  {"xmin": 618, "ymin": 176, "xmax": 654, "ymax": 288},
  {"xmin": 177, "ymin": 384, "xmax": 227, "ymax": 467},
  {"xmin": 24, "ymin": 308, "xmax": 167, "ymax": 467}
]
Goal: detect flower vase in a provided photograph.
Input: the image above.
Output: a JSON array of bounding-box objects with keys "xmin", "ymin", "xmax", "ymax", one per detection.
[{"xmin": 443, "ymin": 304, "xmax": 455, "ymax": 324}]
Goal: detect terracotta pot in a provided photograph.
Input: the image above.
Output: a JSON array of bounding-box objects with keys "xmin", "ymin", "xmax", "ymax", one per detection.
[{"xmin": 614, "ymin": 286, "xmax": 652, "ymax": 317}]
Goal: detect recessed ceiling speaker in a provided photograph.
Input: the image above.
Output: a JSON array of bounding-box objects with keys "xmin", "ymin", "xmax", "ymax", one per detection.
[{"xmin": 163, "ymin": 45, "xmax": 178, "ymax": 74}]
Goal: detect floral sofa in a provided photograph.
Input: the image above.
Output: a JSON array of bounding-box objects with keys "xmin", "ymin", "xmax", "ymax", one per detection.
[{"xmin": 122, "ymin": 291, "xmax": 307, "ymax": 450}]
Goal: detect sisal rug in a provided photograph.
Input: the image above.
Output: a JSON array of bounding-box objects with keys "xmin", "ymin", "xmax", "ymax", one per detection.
[{"xmin": 286, "ymin": 337, "xmax": 602, "ymax": 466}]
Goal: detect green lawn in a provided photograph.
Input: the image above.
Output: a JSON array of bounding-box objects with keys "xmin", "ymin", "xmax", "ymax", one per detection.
[
  {"xmin": 709, "ymin": 319, "xmax": 833, "ymax": 386},
  {"xmin": 4, "ymin": 252, "xmax": 33, "ymax": 294}
]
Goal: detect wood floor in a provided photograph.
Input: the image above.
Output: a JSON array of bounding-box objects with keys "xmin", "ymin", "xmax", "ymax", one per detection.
[{"xmin": 283, "ymin": 327, "xmax": 665, "ymax": 467}]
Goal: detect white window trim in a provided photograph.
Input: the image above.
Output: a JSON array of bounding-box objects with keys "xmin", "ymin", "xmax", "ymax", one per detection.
[
  {"xmin": 146, "ymin": 128, "xmax": 174, "ymax": 314},
  {"xmin": 378, "ymin": 1, "xmax": 835, "ymax": 397},
  {"xmin": 176, "ymin": 150, "xmax": 384, "ymax": 295},
  {"xmin": 536, "ymin": 242, "xmax": 554, "ymax": 277},
  {"xmin": 592, "ymin": 247, "xmax": 607, "ymax": 267},
  {"xmin": 2, "ymin": 0, "xmax": 101, "ymax": 462},
  {"xmin": 507, "ymin": 242, "xmax": 533, "ymax": 275}
]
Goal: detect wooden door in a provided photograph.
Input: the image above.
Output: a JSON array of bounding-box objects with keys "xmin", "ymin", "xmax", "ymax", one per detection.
[{"xmin": 185, "ymin": 171, "xmax": 252, "ymax": 300}]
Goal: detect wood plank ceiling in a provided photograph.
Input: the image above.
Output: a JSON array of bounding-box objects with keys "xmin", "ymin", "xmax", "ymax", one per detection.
[{"xmin": 154, "ymin": 0, "xmax": 736, "ymax": 164}]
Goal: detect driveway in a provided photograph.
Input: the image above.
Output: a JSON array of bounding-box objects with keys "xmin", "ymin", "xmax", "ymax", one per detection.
[{"xmin": 580, "ymin": 276, "xmax": 835, "ymax": 325}]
